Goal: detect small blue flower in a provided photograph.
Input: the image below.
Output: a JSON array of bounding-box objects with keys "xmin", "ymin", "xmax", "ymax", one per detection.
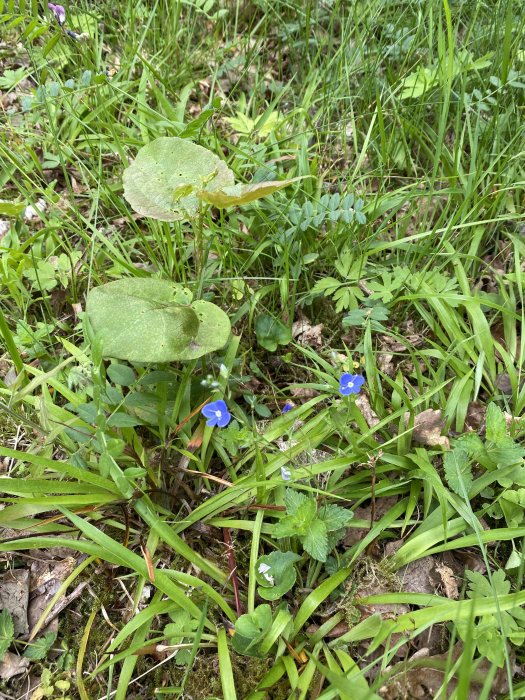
[
  {"xmin": 281, "ymin": 466, "xmax": 292, "ymax": 481},
  {"xmin": 281, "ymin": 401, "xmax": 294, "ymax": 414},
  {"xmin": 201, "ymin": 399, "xmax": 231, "ymax": 428},
  {"xmin": 339, "ymin": 373, "xmax": 365, "ymax": 396}
]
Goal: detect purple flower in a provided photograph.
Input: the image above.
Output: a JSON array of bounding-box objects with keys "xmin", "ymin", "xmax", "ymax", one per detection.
[
  {"xmin": 48, "ymin": 3, "xmax": 66, "ymax": 25},
  {"xmin": 281, "ymin": 401, "xmax": 294, "ymax": 414},
  {"xmin": 339, "ymin": 373, "xmax": 365, "ymax": 396},
  {"xmin": 201, "ymin": 399, "xmax": 231, "ymax": 428}
]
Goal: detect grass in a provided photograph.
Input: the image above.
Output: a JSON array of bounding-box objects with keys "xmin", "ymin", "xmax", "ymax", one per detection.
[{"xmin": 1, "ymin": 0, "xmax": 525, "ymax": 697}]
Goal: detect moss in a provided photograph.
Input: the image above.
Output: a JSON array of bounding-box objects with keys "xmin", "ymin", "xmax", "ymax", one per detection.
[{"xmin": 165, "ymin": 652, "xmax": 280, "ymax": 699}]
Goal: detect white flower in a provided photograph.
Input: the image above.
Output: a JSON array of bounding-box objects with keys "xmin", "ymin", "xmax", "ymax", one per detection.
[
  {"xmin": 281, "ymin": 466, "xmax": 292, "ymax": 481},
  {"xmin": 258, "ymin": 562, "xmax": 274, "ymax": 585}
]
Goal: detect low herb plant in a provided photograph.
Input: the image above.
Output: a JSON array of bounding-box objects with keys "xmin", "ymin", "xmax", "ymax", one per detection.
[{"xmin": 0, "ymin": 0, "xmax": 524, "ymax": 697}]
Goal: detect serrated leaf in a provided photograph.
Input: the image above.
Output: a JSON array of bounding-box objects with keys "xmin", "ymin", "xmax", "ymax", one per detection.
[
  {"xmin": 302, "ymin": 518, "xmax": 329, "ymax": 561},
  {"xmin": 466, "ymin": 569, "xmax": 510, "ymax": 598},
  {"xmin": 486, "ymin": 402, "xmax": 507, "ymax": 444},
  {"xmin": 0, "ymin": 609, "xmax": 14, "ymax": 658},
  {"xmin": 123, "ymin": 137, "xmax": 234, "ymax": 221},
  {"xmin": 318, "ymin": 503, "xmax": 354, "ymax": 532},
  {"xmin": 274, "ymin": 499, "xmax": 316, "ymax": 538},
  {"xmin": 23, "ymin": 632, "xmax": 57, "ymax": 660},
  {"xmin": 284, "ymin": 488, "xmax": 308, "ymax": 515},
  {"xmin": 443, "ymin": 448, "xmax": 473, "ymax": 496},
  {"xmin": 311, "ymin": 277, "xmax": 342, "ymax": 295}
]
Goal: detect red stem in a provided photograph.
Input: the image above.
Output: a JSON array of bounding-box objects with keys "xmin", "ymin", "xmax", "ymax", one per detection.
[{"xmin": 223, "ymin": 527, "xmax": 244, "ymax": 616}]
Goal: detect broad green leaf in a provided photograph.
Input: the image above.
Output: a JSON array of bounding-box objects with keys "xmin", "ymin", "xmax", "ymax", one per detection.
[
  {"xmin": 255, "ymin": 550, "xmax": 301, "ymax": 601},
  {"xmin": 302, "ymin": 518, "xmax": 328, "ymax": 561},
  {"xmin": 0, "ymin": 200, "xmax": 25, "ymax": 216},
  {"xmin": 318, "ymin": 503, "xmax": 354, "ymax": 532},
  {"xmin": 255, "ymin": 314, "xmax": 291, "ymax": 352},
  {"xmin": 197, "ymin": 178, "xmax": 301, "ymax": 207},
  {"xmin": 86, "ymin": 278, "xmax": 198, "ymax": 362},
  {"xmin": 23, "ymin": 632, "xmax": 56, "ymax": 660},
  {"xmin": 443, "ymin": 448, "xmax": 473, "ymax": 496},
  {"xmin": 107, "ymin": 364, "xmax": 136, "ymax": 386},
  {"xmin": 174, "ymin": 300, "xmax": 230, "ymax": 360},
  {"xmin": 0, "ymin": 609, "xmax": 14, "ymax": 658},
  {"xmin": 86, "ymin": 279, "xmax": 230, "ymax": 362},
  {"xmin": 123, "ymin": 137, "xmax": 234, "ymax": 221},
  {"xmin": 485, "ymin": 402, "xmax": 508, "ymax": 444},
  {"xmin": 231, "ymin": 604, "xmax": 273, "ymax": 657},
  {"xmin": 284, "ymin": 488, "xmax": 308, "ymax": 515}
]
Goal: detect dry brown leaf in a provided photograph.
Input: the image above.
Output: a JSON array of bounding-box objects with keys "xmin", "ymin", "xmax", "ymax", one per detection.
[
  {"xmin": 0, "ymin": 569, "xmax": 29, "ymax": 636},
  {"xmin": 28, "ymin": 555, "xmax": 78, "ymax": 635},
  {"xmin": 465, "ymin": 401, "xmax": 485, "ymax": 432},
  {"xmin": 290, "ymin": 386, "xmax": 319, "ymax": 399},
  {"xmin": 398, "ymin": 557, "xmax": 435, "ymax": 595},
  {"xmin": 291, "ymin": 318, "xmax": 324, "ymax": 348},
  {"xmin": 379, "ymin": 643, "xmax": 510, "ymax": 700},
  {"xmin": 406, "ymin": 409, "xmax": 449, "ymax": 449},
  {"xmin": 435, "ymin": 563, "xmax": 458, "ymax": 599},
  {"xmin": 0, "ymin": 651, "xmax": 29, "ymax": 681},
  {"xmin": 377, "ymin": 352, "xmax": 395, "ymax": 376},
  {"xmin": 355, "ymin": 394, "xmax": 380, "ymax": 428}
]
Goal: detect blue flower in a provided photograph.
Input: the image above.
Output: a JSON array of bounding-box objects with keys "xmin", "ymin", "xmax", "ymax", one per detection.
[
  {"xmin": 339, "ymin": 373, "xmax": 365, "ymax": 396},
  {"xmin": 201, "ymin": 399, "xmax": 231, "ymax": 428},
  {"xmin": 281, "ymin": 401, "xmax": 294, "ymax": 414},
  {"xmin": 281, "ymin": 466, "xmax": 292, "ymax": 481}
]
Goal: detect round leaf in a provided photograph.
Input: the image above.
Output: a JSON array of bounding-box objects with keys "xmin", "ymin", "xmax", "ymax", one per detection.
[
  {"xmin": 123, "ymin": 137, "xmax": 234, "ymax": 221},
  {"xmin": 255, "ymin": 314, "xmax": 291, "ymax": 352},
  {"xmin": 175, "ymin": 299, "xmax": 231, "ymax": 360},
  {"xmin": 255, "ymin": 550, "xmax": 301, "ymax": 601},
  {"xmin": 86, "ymin": 278, "xmax": 199, "ymax": 363}
]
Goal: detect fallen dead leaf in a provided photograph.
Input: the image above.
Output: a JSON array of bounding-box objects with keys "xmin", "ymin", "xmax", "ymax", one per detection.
[
  {"xmin": 398, "ymin": 557, "xmax": 435, "ymax": 595},
  {"xmin": 405, "ymin": 409, "xmax": 449, "ymax": 449},
  {"xmin": 435, "ymin": 563, "xmax": 458, "ymax": 599},
  {"xmin": 0, "ymin": 651, "xmax": 30, "ymax": 681},
  {"xmin": 0, "ymin": 569, "xmax": 29, "ymax": 636},
  {"xmin": 28, "ymin": 555, "xmax": 78, "ymax": 636},
  {"xmin": 465, "ymin": 401, "xmax": 485, "ymax": 432},
  {"xmin": 290, "ymin": 386, "xmax": 319, "ymax": 399},
  {"xmin": 344, "ymin": 497, "xmax": 399, "ymax": 547},
  {"xmin": 379, "ymin": 643, "xmax": 510, "ymax": 699},
  {"xmin": 291, "ymin": 317, "xmax": 324, "ymax": 348},
  {"xmin": 377, "ymin": 352, "xmax": 395, "ymax": 376},
  {"xmin": 355, "ymin": 394, "xmax": 380, "ymax": 428}
]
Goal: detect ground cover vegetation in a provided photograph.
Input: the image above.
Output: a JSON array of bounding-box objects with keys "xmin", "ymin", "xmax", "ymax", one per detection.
[{"xmin": 0, "ymin": 0, "xmax": 524, "ymax": 697}]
